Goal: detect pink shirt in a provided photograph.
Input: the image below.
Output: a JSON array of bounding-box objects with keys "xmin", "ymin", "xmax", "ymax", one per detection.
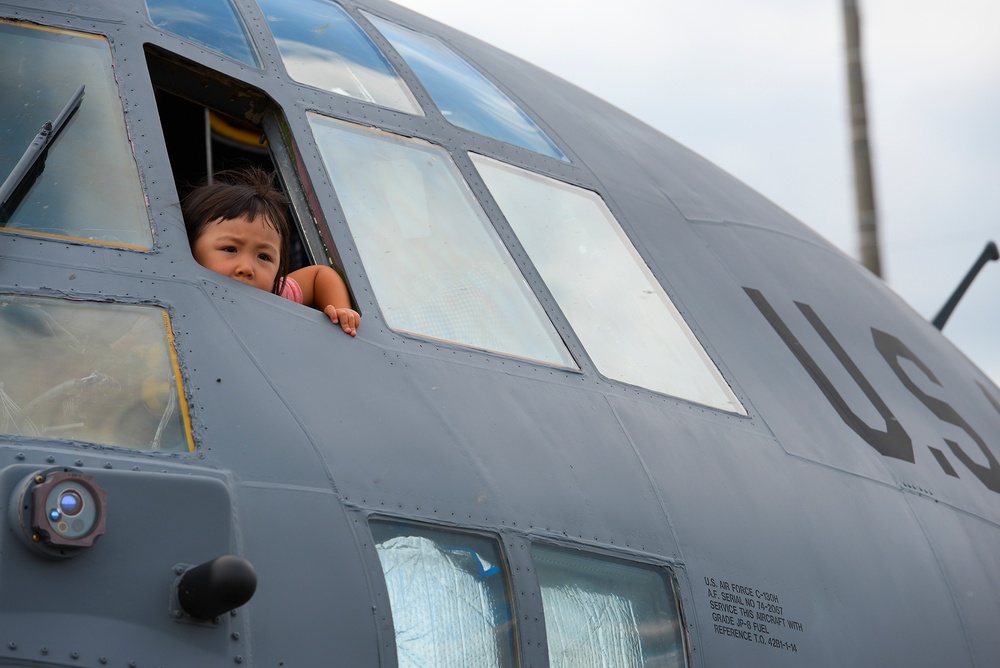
[{"xmin": 279, "ymin": 276, "xmax": 303, "ymax": 304}]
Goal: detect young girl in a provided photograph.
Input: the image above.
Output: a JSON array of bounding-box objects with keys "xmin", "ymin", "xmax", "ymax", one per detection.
[{"xmin": 183, "ymin": 167, "xmax": 360, "ymax": 336}]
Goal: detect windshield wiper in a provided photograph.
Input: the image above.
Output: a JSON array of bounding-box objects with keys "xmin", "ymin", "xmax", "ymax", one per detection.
[{"xmin": 0, "ymin": 84, "xmax": 86, "ymax": 224}]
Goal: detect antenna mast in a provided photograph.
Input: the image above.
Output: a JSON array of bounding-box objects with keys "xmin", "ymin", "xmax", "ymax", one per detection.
[{"xmin": 842, "ymin": 0, "xmax": 882, "ymax": 276}]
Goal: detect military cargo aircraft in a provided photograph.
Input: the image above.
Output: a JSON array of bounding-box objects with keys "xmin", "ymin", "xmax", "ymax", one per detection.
[{"xmin": 2, "ymin": 0, "xmax": 999, "ymax": 666}]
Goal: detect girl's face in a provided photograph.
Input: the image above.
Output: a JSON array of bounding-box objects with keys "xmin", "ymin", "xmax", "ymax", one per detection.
[{"xmin": 192, "ymin": 214, "xmax": 282, "ymax": 292}]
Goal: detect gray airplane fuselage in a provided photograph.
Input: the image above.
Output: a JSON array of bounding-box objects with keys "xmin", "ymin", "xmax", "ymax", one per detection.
[{"xmin": 1, "ymin": 1, "xmax": 998, "ymax": 666}]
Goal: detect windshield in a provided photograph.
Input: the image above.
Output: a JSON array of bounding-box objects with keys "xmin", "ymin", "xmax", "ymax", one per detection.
[
  {"xmin": 309, "ymin": 115, "xmax": 575, "ymax": 366},
  {"xmin": 0, "ymin": 21, "xmax": 151, "ymax": 247},
  {"xmin": 364, "ymin": 13, "xmax": 565, "ymax": 159}
]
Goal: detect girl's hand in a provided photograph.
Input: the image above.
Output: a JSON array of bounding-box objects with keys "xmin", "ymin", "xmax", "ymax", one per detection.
[{"xmin": 323, "ymin": 305, "xmax": 361, "ymax": 336}]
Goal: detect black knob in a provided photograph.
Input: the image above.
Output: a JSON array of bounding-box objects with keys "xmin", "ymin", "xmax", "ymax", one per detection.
[{"xmin": 177, "ymin": 555, "xmax": 257, "ymax": 620}]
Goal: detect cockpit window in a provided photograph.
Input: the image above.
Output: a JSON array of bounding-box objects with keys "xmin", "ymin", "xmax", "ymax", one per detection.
[
  {"xmin": 363, "ymin": 13, "xmax": 566, "ymax": 161},
  {"xmin": 309, "ymin": 114, "xmax": 575, "ymax": 367},
  {"xmin": 0, "ymin": 22, "xmax": 151, "ymax": 248},
  {"xmin": 533, "ymin": 544, "xmax": 688, "ymax": 668},
  {"xmin": 256, "ymin": 0, "xmax": 422, "ymax": 115},
  {"xmin": 371, "ymin": 520, "xmax": 517, "ymax": 668},
  {"xmin": 0, "ymin": 295, "xmax": 194, "ymax": 453},
  {"xmin": 471, "ymin": 155, "xmax": 745, "ymax": 413},
  {"xmin": 145, "ymin": 0, "xmax": 258, "ymax": 66}
]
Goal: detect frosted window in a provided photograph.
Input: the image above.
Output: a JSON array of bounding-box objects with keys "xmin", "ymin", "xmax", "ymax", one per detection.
[
  {"xmin": 258, "ymin": 0, "xmax": 421, "ymax": 114},
  {"xmin": 0, "ymin": 295, "xmax": 193, "ymax": 453},
  {"xmin": 472, "ymin": 154, "xmax": 745, "ymax": 414},
  {"xmin": 0, "ymin": 22, "xmax": 151, "ymax": 247},
  {"xmin": 309, "ymin": 115, "xmax": 574, "ymax": 366},
  {"xmin": 372, "ymin": 522, "xmax": 516, "ymax": 668},
  {"xmin": 146, "ymin": 0, "xmax": 257, "ymax": 65},
  {"xmin": 534, "ymin": 545, "xmax": 688, "ymax": 668},
  {"xmin": 364, "ymin": 13, "xmax": 565, "ymax": 160}
]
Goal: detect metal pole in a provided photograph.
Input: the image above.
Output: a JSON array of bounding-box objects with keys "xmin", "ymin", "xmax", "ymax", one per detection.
[
  {"xmin": 205, "ymin": 107, "xmax": 214, "ymax": 183},
  {"xmin": 932, "ymin": 241, "xmax": 999, "ymax": 330},
  {"xmin": 843, "ymin": 0, "xmax": 882, "ymax": 276}
]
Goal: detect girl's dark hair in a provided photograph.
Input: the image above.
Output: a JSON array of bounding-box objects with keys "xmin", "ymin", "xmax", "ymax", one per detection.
[{"xmin": 182, "ymin": 167, "xmax": 292, "ymax": 294}]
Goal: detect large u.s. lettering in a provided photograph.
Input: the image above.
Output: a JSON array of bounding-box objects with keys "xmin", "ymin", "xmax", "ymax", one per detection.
[
  {"xmin": 744, "ymin": 288, "xmax": 913, "ymax": 462},
  {"xmin": 872, "ymin": 329, "xmax": 1000, "ymax": 493},
  {"xmin": 746, "ymin": 287, "xmax": 1000, "ymax": 495}
]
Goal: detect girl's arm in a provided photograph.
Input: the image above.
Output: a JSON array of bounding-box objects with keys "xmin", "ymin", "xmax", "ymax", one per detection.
[{"xmin": 287, "ymin": 265, "xmax": 361, "ymax": 336}]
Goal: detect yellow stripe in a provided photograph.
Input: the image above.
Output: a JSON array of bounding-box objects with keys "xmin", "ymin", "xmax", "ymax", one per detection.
[
  {"xmin": 209, "ymin": 111, "xmax": 268, "ymax": 148},
  {"xmin": 0, "ymin": 19, "xmax": 105, "ymax": 40},
  {"xmin": 161, "ymin": 310, "xmax": 196, "ymax": 453},
  {"xmin": 0, "ymin": 227, "xmax": 151, "ymax": 250}
]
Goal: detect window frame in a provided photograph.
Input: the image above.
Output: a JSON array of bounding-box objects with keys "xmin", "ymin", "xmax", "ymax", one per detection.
[
  {"xmin": 254, "ymin": 0, "xmax": 423, "ymax": 115},
  {"xmin": 0, "ymin": 20, "xmax": 154, "ymax": 250},
  {"xmin": 469, "ymin": 152, "xmax": 747, "ymax": 415},
  {"xmin": 367, "ymin": 516, "xmax": 522, "ymax": 668},
  {"xmin": 0, "ymin": 293, "xmax": 196, "ymax": 453},
  {"xmin": 530, "ymin": 539, "xmax": 692, "ymax": 668},
  {"xmin": 144, "ymin": 0, "xmax": 262, "ymax": 68},
  {"xmin": 360, "ymin": 11, "xmax": 567, "ymax": 161},
  {"xmin": 305, "ymin": 113, "xmax": 577, "ymax": 367},
  {"xmin": 361, "ymin": 515, "xmax": 693, "ymax": 668}
]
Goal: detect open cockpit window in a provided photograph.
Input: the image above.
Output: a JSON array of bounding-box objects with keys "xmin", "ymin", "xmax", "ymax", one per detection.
[
  {"xmin": 471, "ymin": 155, "xmax": 745, "ymax": 414},
  {"xmin": 363, "ymin": 13, "xmax": 566, "ymax": 160},
  {"xmin": 146, "ymin": 52, "xmax": 315, "ymax": 274},
  {"xmin": 154, "ymin": 90, "xmax": 272, "ymax": 195},
  {"xmin": 256, "ymin": 0, "xmax": 422, "ymax": 115},
  {"xmin": 145, "ymin": 0, "xmax": 259, "ymax": 66},
  {"xmin": 0, "ymin": 295, "xmax": 194, "ymax": 453},
  {"xmin": 0, "ymin": 22, "xmax": 151, "ymax": 248},
  {"xmin": 308, "ymin": 114, "xmax": 575, "ymax": 366},
  {"xmin": 533, "ymin": 544, "xmax": 688, "ymax": 668},
  {"xmin": 371, "ymin": 520, "xmax": 517, "ymax": 668}
]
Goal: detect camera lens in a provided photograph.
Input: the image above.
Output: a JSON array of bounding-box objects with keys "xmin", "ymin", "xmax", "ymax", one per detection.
[
  {"xmin": 58, "ymin": 490, "xmax": 84, "ymax": 517},
  {"xmin": 13, "ymin": 468, "xmax": 108, "ymax": 556}
]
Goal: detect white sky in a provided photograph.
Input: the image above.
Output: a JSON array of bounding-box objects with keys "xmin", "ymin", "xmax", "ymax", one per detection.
[{"xmin": 387, "ymin": 0, "xmax": 1000, "ymax": 384}]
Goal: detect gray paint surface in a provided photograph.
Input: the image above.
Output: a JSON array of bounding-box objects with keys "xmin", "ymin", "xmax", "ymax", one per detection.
[{"xmin": 1, "ymin": 0, "xmax": 999, "ymax": 666}]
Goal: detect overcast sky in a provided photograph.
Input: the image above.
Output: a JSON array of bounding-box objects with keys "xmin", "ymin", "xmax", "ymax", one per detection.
[{"xmin": 387, "ymin": 0, "xmax": 1000, "ymax": 384}]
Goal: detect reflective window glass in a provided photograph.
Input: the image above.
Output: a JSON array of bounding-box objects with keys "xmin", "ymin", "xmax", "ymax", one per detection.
[
  {"xmin": 309, "ymin": 115, "xmax": 575, "ymax": 366},
  {"xmin": 257, "ymin": 0, "xmax": 421, "ymax": 114},
  {"xmin": 0, "ymin": 295, "xmax": 194, "ymax": 453},
  {"xmin": 371, "ymin": 521, "xmax": 516, "ymax": 668},
  {"xmin": 472, "ymin": 155, "xmax": 745, "ymax": 414},
  {"xmin": 364, "ymin": 13, "xmax": 566, "ymax": 160},
  {"xmin": 533, "ymin": 544, "xmax": 688, "ymax": 668},
  {"xmin": 0, "ymin": 22, "xmax": 151, "ymax": 247},
  {"xmin": 146, "ymin": 0, "xmax": 257, "ymax": 66}
]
